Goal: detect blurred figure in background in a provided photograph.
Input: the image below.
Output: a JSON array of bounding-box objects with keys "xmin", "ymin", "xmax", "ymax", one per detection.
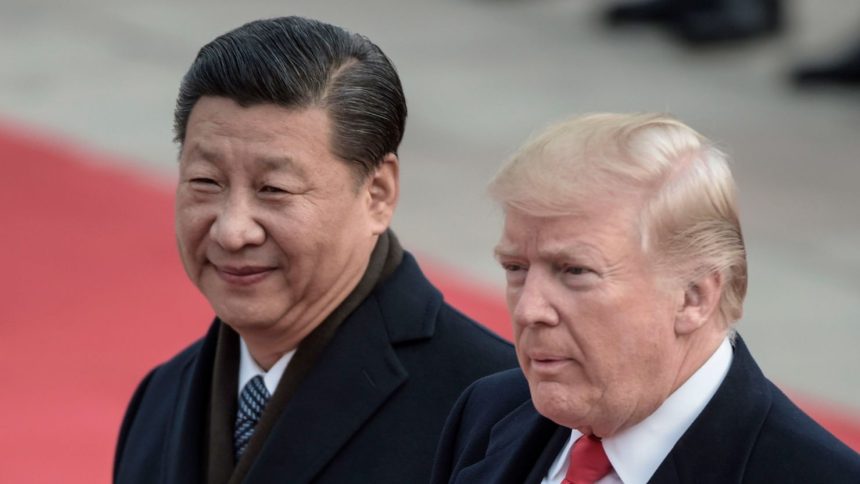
[
  {"xmin": 605, "ymin": 0, "xmax": 860, "ymax": 88},
  {"xmin": 605, "ymin": 0, "xmax": 782, "ymax": 44},
  {"xmin": 113, "ymin": 16, "xmax": 515, "ymax": 484},
  {"xmin": 794, "ymin": 37, "xmax": 860, "ymax": 86}
]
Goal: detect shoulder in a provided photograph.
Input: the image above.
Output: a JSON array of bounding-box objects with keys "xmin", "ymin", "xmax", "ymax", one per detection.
[
  {"xmin": 748, "ymin": 383, "xmax": 860, "ymax": 480},
  {"xmin": 727, "ymin": 338, "xmax": 860, "ymax": 479},
  {"xmin": 374, "ymin": 251, "xmax": 517, "ymax": 373},
  {"xmin": 729, "ymin": 337, "xmax": 860, "ymax": 480},
  {"xmin": 443, "ymin": 368, "xmax": 532, "ymax": 444},
  {"xmin": 431, "ymin": 369, "xmax": 536, "ymax": 483},
  {"xmin": 118, "ymin": 335, "xmax": 207, "ymax": 426},
  {"xmin": 434, "ymin": 302, "xmax": 516, "ymax": 365},
  {"xmin": 114, "ymin": 335, "xmax": 209, "ymax": 481},
  {"xmin": 460, "ymin": 368, "xmax": 532, "ymax": 416},
  {"xmin": 665, "ymin": 336, "xmax": 860, "ymax": 482},
  {"xmin": 389, "ymin": 295, "xmax": 517, "ymax": 384},
  {"xmin": 141, "ymin": 337, "xmax": 207, "ymax": 390}
]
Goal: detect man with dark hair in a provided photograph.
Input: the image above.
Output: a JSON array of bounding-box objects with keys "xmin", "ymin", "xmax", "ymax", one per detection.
[{"xmin": 114, "ymin": 16, "xmax": 515, "ymax": 484}]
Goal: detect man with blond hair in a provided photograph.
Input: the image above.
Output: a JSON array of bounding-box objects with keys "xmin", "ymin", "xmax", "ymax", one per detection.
[{"xmin": 431, "ymin": 113, "xmax": 860, "ymax": 483}]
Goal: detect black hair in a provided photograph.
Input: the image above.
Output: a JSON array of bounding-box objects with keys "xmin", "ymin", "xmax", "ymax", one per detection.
[{"xmin": 174, "ymin": 16, "xmax": 407, "ymax": 178}]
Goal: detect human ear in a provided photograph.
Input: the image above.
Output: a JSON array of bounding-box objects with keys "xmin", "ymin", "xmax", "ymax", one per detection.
[
  {"xmin": 365, "ymin": 153, "xmax": 399, "ymax": 235},
  {"xmin": 675, "ymin": 271, "xmax": 723, "ymax": 335}
]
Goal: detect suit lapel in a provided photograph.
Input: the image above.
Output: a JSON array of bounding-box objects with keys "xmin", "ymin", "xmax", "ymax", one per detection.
[
  {"xmin": 648, "ymin": 453, "xmax": 682, "ymax": 484},
  {"xmin": 162, "ymin": 321, "xmax": 220, "ymax": 484},
  {"xmin": 456, "ymin": 400, "xmax": 562, "ymax": 484},
  {"xmin": 243, "ymin": 295, "xmax": 408, "ymax": 483},
  {"xmin": 524, "ymin": 426, "xmax": 572, "ymax": 484},
  {"xmin": 649, "ymin": 336, "xmax": 772, "ymax": 483}
]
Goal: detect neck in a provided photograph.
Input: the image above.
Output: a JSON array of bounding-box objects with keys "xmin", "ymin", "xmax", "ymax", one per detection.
[
  {"xmin": 670, "ymin": 322, "xmax": 728, "ymax": 395},
  {"xmin": 592, "ymin": 322, "xmax": 728, "ymax": 438},
  {"xmin": 235, "ymin": 230, "xmax": 396, "ymax": 370},
  {"xmin": 241, "ymin": 246, "xmax": 374, "ymax": 370}
]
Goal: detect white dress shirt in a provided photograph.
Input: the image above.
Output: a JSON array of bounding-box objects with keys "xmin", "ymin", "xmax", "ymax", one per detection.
[
  {"xmin": 542, "ymin": 338, "xmax": 733, "ymax": 484},
  {"xmin": 238, "ymin": 337, "xmax": 296, "ymax": 397}
]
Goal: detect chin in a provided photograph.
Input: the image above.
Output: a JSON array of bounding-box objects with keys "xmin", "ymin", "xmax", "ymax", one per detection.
[
  {"xmin": 212, "ymin": 302, "xmax": 281, "ymax": 330},
  {"xmin": 530, "ymin": 380, "xmax": 591, "ymax": 430}
]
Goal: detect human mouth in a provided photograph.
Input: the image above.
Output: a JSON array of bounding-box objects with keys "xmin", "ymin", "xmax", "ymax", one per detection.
[
  {"xmin": 527, "ymin": 353, "xmax": 572, "ymax": 373},
  {"xmin": 212, "ymin": 264, "xmax": 275, "ymax": 286}
]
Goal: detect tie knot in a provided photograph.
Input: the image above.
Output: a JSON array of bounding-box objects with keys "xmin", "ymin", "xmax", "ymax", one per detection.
[
  {"xmin": 562, "ymin": 434, "xmax": 612, "ymax": 484},
  {"xmin": 234, "ymin": 375, "xmax": 271, "ymax": 459}
]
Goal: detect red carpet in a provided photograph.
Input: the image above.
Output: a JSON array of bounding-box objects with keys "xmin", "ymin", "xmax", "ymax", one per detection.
[{"xmin": 1, "ymin": 121, "xmax": 858, "ymax": 483}]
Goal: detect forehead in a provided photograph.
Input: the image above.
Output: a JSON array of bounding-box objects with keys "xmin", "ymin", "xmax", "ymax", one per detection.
[
  {"xmin": 496, "ymin": 204, "xmax": 641, "ymax": 258},
  {"xmin": 181, "ymin": 96, "xmax": 334, "ymax": 165}
]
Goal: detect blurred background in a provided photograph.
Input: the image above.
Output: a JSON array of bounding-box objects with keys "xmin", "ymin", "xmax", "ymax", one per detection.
[{"xmin": 2, "ymin": 0, "xmax": 859, "ymax": 481}]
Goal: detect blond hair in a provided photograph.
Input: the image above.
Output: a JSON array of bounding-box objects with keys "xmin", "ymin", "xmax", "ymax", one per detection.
[{"xmin": 489, "ymin": 113, "xmax": 747, "ymax": 325}]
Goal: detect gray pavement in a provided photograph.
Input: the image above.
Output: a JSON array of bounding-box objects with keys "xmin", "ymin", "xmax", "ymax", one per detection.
[{"xmin": 2, "ymin": 0, "xmax": 859, "ymax": 410}]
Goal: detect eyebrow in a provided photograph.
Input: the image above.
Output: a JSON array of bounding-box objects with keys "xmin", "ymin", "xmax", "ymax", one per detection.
[
  {"xmin": 493, "ymin": 242, "xmax": 604, "ymax": 262},
  {"xmin": 182, "ymin": 144, "xmax": 223, "ymax": 166},
  {"xmin": 493, "ymin": 243, "xmax": 519, "ymax": 260},
  {"xmin": 186, "ymin": 145, "xmax": 308, "ymax": 177},
  {"xmin": 256, "ymin": 155, "xmax": 307, "ymax": 177}
]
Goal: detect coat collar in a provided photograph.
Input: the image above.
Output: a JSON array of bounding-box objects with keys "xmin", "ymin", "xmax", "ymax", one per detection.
[
  {"xmin": 451, "ymin": 335, "xmax": 772, "ymax": 484},
  {"xmin": 649, "ymin": 335, "xmax": 772, "ymax": 483},
  {"xmin": 375, "ymin": 251, "xmax": 442, "ymax": 344},
  {"xmin": 455, "ymin": 397, "xmax": 564, "ymax": 484},
  {"xmin": 243, "ymin": 287, "xmax": 410, "ymax": 482},
  {"xmin": 242, "ymin": 252, "xmax": 440, "ymax": 482},
  {"xmin": 162, "ymin": 321, "xmax": 221, "ymax": 483},
  {"xmin": 160, "ymin": 251, "xmax": 441, "ymax": 484}
]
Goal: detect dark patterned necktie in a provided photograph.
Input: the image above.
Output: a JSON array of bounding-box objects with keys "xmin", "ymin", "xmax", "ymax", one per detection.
[{"xmin": 233, "ymin": 375, "xmax": 271, "ymax": 460}]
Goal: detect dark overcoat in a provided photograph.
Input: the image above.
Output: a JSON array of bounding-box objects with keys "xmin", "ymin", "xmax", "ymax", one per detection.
[
  {"xmin": 431, "ymin": 337, "xmax": 860, "ymax": 484},
  {"xmin": 115, "ymin": 253, "xmax": 517, "ymax": 483}
]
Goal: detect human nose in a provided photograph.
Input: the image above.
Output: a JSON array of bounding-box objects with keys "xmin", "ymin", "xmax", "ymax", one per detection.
[
  {"xmin": 209, "ymin": 194, "xmax": 265, "ymax": 251},
  {"xmin": 510, "ymin": 270, "xmax": 559, "ymax": 328}
]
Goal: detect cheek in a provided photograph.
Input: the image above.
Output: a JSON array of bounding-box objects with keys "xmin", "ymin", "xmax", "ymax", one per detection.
[
  {"xmin": 555, "ymin": 301, "xmax": 608, "ymax": 351},
  {"xmin": 505, "ymin": 288, "xmax": 520, "ymax": 313},
  {"xmin": 617, "ymin": 291, "xmax": 677, "ymax": 346},
  {"xmin": 606, "ymin": 310, "xmax": 675, "ymax": 391},
  {"xmin": 175, "ymin": 207, "xmax": 209, "ymax": 247},
  {"xmin": 174, "ymin": 199, "xmax": 218, "ymax": 267},
  {"xmin": 513, "ymin": 340, "xmax": 529, "ymax": 370},
  {"xmin": 333, "ymin": 200, "xmax": 372, "ymax": 241}
]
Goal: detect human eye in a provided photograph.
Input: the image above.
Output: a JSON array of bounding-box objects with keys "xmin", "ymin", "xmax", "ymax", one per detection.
[
  {"xmin": 564, "ymin": 266, "xmax": 589, "ymax": 276},
  {"xmin": 501, "ymin": 262, "xmax": 525, "ymax": 272},
  {"xmin": 259, "ymin": 185, "xmax": 288, "ymax": 194},
  {"xmin": 188, "ymin": 177, "xmax": 221, "ymax": 193},
  {"xmin": 257, "ymin": 174, "xmax": 301, "ymax": 197},
  {"xmin": 500, "ymin": 260, "xmax": 527, "ymax": 285},
  {"xmin": 559, "ymin": 264, "xmax": 599, "ymax": 288},
  {"xmin": 258, "ymin": 183, "xmax": 298, "ymax": 201}
]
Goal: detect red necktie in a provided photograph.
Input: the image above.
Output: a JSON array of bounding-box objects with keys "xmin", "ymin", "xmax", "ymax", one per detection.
[{"xmin": 562, "ymin": 434, "xmax": 613, "ymax": 484}]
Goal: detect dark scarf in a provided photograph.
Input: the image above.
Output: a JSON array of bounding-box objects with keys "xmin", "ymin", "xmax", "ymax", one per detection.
[{"xmin": 206, "ymin": 230, "xmax": 404, "ymax": 484}]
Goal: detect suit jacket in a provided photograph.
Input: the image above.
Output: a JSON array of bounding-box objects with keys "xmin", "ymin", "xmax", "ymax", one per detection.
[
  {"xmin": 114, "ymin": 252, "xmax": 517, "ymax": 483},
  {"xmin": 431, "ymin": 336, "xmax": 860, "ymax": 484}
]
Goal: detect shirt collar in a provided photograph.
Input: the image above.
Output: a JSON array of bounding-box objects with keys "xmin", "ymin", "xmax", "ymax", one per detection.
[
  {"xmin": 544, "ymin": 337, "xmax": 733, "ymax": 484},
  {"xmin": 238, "ymin": 337, "xmax": 296, "ymax": 397},
  {"xmin": 604, "ymin": 337, "xmax": 733, "ymax": 484}
]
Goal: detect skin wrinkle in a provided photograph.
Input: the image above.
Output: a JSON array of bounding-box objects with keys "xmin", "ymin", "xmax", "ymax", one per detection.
[
  {"xmin": 176, "ymin": 97, "xmax": 395, "ymax": 369},
  {"xmin": 500, "ymin": 202, "xmax": 724, "ymax": 438},
  {"xmin": 488, "ymin": 114, "xmax": 741, "ymax": 449}
]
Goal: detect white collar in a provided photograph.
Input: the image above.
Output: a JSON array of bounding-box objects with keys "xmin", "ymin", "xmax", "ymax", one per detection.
[
  {"xmin": 545, "ymin": 337, "xmax": 733, "ymax": 484},
  {"xmin": 238, "ymin": 337, "xmax": 296, "ymax": 397}
]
